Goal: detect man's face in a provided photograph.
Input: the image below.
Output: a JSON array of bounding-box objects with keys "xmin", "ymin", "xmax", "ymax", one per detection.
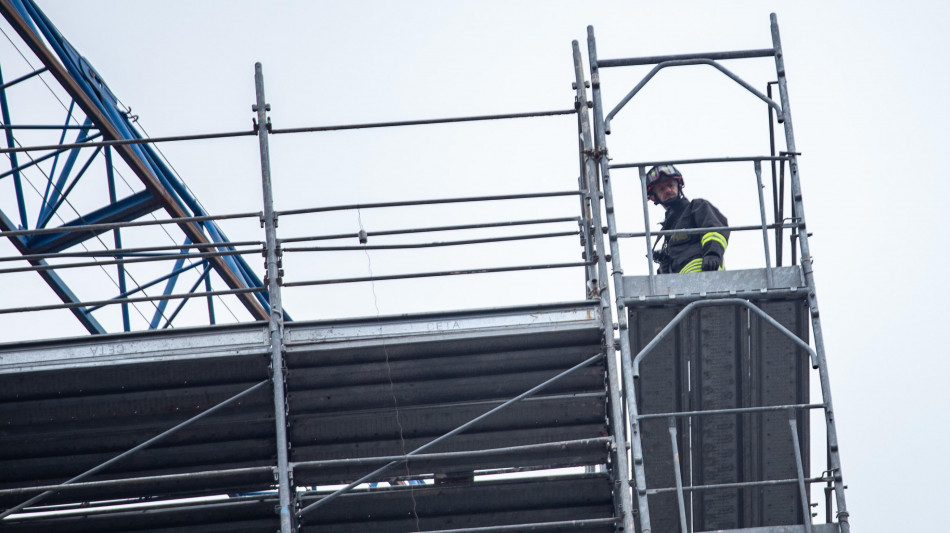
[{"xmin": 651, "ymin": 178, "xmax": 680, "ymax": 204}]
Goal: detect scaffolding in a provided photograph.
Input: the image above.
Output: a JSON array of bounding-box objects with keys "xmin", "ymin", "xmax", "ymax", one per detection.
[
  {"xmin": 581, "ymin": 16, "xmax": 849, "ymax": 533},
  {"xmin": 0, "ymin": 5, "xmax": 849, "ymax": 533}
]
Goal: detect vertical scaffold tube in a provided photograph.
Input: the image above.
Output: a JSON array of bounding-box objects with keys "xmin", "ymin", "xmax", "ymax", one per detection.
[
  {"xmin": 587, "ymin": 25, "xmax": 652, "ymax": 533},
  {"xmin": 573, "ymin": 47, "xmax": 597, "ymax": 289},
  {"xmin": 573, "ymin": 39, "xmax": 635, "ymax": 533},
  {"xmin": 770, "ymin": 14, "xmax": 850, "ymax": 533},
  {"xmin": 789, "ymin": 412, "xmax": 814, "ymax": 533},
  {"xmin": 638, "ymin": 167, "xmax": 657, "ymax": 295},
  {"xmin": 669, "ymin": 418, "xmax": 689, "ymax": 533},
  {"xmin": 753, "ymin": 160, "xmax": 776, "ymax": 287},
  {"xmin": 254, "ymin": 62, "xmax": 295, "ymax": 533}
]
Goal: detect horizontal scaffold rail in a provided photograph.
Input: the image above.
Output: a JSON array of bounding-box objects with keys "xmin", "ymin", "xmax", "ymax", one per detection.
[
  {"xmin": 608, "ymin": 154, "xmax": 792, "ymax": 169},
  {"xmin": 595, "ymin": 48, "xmax": 776, "ymax": 68},
  {"xmin": 0, "ymin": 109, "xmax": 577, "ymax": 155}
]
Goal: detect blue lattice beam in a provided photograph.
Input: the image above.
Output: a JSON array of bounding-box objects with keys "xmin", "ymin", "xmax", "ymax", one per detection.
[
  {"xmin": 26, "ymin": 190, "xmax": 161, "ymax": 254},
  {"xmin": 0, "ymin": 0, "xmax": 270, "ymax": 329}
]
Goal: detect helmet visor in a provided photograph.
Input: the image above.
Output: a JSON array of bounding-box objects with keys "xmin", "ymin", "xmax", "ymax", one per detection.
[{"xmin": 646, "ymin": 165, "xmax": 681, "ymax": 190}]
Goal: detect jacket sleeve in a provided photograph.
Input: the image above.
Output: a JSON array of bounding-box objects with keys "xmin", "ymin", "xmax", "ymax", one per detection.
[{"xmin": 692, "ymin": 200, "xmax": 729, "ymax": 259}]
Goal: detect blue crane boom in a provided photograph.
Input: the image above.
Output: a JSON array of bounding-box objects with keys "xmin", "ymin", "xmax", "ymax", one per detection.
[{"xmin": 0, "ymin": 0, "xmax": 271, "ymax": 332}]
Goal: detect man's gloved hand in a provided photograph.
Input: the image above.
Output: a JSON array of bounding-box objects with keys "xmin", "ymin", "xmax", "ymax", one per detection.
[
  {"xmin": 701, "ymin": 254, "xmax": 721, "ymax": 271},
  {"xmin": 700, "ymin": 231, "xmax": 727, "ymax": 272}
]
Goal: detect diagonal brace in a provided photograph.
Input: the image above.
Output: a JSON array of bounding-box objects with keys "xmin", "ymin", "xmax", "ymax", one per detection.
[{"xmin": 631, "ymin": 297, "xmax": 817, "ymax": 379}]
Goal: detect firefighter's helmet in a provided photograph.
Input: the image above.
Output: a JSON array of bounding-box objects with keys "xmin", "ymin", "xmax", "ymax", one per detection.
[{"xmin": 646, "ymin": 165, "xmax": 684, "ymax": 202}]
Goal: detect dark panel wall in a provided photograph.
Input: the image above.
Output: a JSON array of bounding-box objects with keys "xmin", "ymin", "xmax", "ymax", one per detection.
[{"xmin": 629, "ymin": 298, "xmax": 810, "ymax": 532}]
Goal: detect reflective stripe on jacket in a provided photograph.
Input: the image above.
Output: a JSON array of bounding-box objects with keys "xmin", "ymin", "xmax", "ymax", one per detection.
[{"xmin": 658, "ymin": 196, "xmax": 729, "ymax": 274}]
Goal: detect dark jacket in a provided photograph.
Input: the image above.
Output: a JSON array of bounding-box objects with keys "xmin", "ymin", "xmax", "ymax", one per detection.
[{"xmin": 656, "ymin": 196, "xmax": 729, "ymax": 274}]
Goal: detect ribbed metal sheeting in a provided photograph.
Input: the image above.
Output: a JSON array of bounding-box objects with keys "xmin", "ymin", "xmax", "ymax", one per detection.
[
  {"xmin": 285, "ymin": 312, "xmax": 607, "ymax": 485},
  {"xmin": 284, "ymin": 305, "xmax": 614, "ymax": 530},
  {"xmin": 629, "ymin": 297, "xmax": 810, "ymax": 533},
  {"xmin": 0, "ymin": 303, "xmax": 616, "ymax": 531},
  {"xmin": 0, "ymin": 326, "xmax": 277, "ymax": 513}
]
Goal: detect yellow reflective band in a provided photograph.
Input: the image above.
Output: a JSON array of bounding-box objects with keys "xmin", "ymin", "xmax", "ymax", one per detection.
[
  {"xmin": 701, "ymin": 231, "xmax": 728, "ymax": 249},
  {"xmin": 679, "ymin": 258, "xmax": 703, "ymax": 273}
]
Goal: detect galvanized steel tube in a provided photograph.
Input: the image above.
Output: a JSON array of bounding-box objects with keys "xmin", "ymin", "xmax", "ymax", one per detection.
[
  {"xmin": 771, "ymin": 13, "xmax": 850, "ymax": 532},
  {"xmin": 597, "ymin": 48, "xmax": 775, "ymax": 68},
  {"xmin": 253, "ymin": 63, "xmax": 294, "ymax": 533},
  {"xmin": 588, "ymin": 25, "xmax": 646, "ymax": 533},
  {"xmin": 631, "ymin": 298, "xmax": 818, "ymax": 378},
  {"xmin": 647, "ymin": 475, "xmax": 828, "ymax": 495},
  {"xmin": 610, "ymin": 154, "xmax": 789, "ymax": 169},
  {"xmin": 638, "ymin": 166, "xmax": 657, "ymax": 294},
  {"xmin": 604, "ymin": 59, "xmax": 782, "ymax": 133},
  {"xmin": 754, "ymin": 160, "xmax": 776, "ymax": 287},
  {"xmin": 573, "ymin": 38, "xmax": 635, "ymax": 533},
  {"xmin": 789, "ymin": 412, "xmax": 815, "ymax": 533},
  {"xmin": 668, "ymin": 419, "xmax": 689, "ymax": 532}
]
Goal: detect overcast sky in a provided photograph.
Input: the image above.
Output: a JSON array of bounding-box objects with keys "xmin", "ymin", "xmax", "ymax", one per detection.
[{"xmin": 2, "ymin": 1, "xmax": 948, "ymax": 531}]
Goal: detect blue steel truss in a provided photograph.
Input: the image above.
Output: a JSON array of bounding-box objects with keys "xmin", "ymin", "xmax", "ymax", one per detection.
[{"xmin": 0, "ymin": 0, "xmax": 272, "ymax": 333}]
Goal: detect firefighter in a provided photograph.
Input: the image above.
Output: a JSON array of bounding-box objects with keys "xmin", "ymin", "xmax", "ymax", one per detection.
[{"xmin": 646, "ymin": 165, "xmax": 729, "ymax": 274}]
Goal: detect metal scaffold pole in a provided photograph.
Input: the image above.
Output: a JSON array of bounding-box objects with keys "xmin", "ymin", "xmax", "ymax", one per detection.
[
  {"xmin": 572, "ymin": 39, "xmax": 635, "ymax": 532},
  {"xmin": 254, "ymin": 62, "xmax": 295, "ymax": 533},
  {"xmin": 586, "ymin": 25, "xmax": 653, "ymax": 533},
  {"xmin": 769, "ymin": 14, "xmax": 850, "ymax": 533}
]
